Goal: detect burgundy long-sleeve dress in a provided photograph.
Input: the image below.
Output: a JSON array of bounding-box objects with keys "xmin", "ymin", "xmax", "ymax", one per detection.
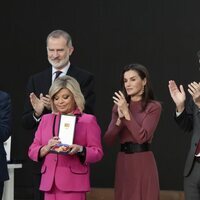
[{"xmin": 104, "ymin": 100, "xmax": 161, "ymax": 200}]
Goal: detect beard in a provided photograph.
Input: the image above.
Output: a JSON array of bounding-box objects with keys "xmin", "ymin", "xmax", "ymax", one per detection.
[{"xmin": 48, "ymin": 55, "xmax": 69, "ymax": 69}]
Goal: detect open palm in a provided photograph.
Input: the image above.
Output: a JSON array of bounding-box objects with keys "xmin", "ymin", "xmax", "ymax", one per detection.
[{"xmin": 168, "ymin": 80, "xmax": 186, "ymax": 106}]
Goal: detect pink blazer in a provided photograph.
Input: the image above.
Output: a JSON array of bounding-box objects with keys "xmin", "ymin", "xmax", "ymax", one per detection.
[{"xmin": 28, "ymin": 113, "xmax": 103, "ymax": 192}]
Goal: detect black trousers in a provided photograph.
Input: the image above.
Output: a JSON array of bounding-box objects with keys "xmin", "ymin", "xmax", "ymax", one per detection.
[
  {"xmin": 184, "ymin": 159, "xmax": 200, "ymax": 200},
  {"xmin": 0, "ymin": 182, "xmax": 4, "ymax": 200}
]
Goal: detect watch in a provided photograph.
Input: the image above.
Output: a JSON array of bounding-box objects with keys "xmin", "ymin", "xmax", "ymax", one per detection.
[{"xmin": 78, "ymin": 146, "xmax": 83, "ymax": 153}]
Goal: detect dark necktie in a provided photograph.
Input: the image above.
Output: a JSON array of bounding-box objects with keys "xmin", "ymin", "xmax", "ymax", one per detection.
[{"xmin": 54, "ymin": 71, "xmax": 62, "ymax": 80}]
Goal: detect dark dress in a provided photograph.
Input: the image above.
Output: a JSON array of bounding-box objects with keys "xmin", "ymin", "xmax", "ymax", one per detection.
[{"xmin": 104, "ymin": 100, "xmax": 161, "ymax": 200}]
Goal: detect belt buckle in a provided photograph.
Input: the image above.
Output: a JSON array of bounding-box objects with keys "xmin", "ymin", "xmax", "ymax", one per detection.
[
  {"xmin": 124, "ymin": 144, "xmax": 134, "ymax": 154},
  {"xmin": 123, "ymin": 145, "xmax": 129, "ymax": 153}
]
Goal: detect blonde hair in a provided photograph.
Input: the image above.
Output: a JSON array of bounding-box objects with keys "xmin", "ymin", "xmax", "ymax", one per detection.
[{"xmin": 49, "ymin": 75, "xmax": 85, "ymax": 113}]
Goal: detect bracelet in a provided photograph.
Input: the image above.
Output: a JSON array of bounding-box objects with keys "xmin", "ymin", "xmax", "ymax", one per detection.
[
  {"xmin": 78, "ymin": 146, "xmax": 83, "ymax": 153},
  {"xmin": 44, "ymin": 146, "xmax": 50, "ymax": 152}
]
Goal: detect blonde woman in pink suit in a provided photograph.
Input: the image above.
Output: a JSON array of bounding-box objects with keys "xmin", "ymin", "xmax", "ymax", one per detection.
[{"xmin": 28, "ymin": 75, "xmax": 103, "ymax": 200}]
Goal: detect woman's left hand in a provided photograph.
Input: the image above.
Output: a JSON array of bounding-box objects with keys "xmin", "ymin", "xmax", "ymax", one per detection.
[{"xmin": 68, "ymin": 144, "xmax": 83, "ymax": 155}]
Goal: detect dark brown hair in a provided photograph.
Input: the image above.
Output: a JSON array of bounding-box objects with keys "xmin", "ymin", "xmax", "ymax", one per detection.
[{"xmin": 120, "ymin": 63, "xmax": 154, "ymax": 110}]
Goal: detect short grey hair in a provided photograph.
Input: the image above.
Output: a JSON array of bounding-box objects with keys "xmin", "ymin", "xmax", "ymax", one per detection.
[
  {"xmin": 47, "ymin": 30, "xmax": 73, "ymax": 47},
  {"xmin": 49, "ymin": 75, "xmax": 85, "ymax": 113}
]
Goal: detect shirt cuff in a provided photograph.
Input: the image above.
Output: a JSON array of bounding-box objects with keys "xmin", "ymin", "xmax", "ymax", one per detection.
[
  {"xmin": 33, "ymin": 112, "xmax": 41, "ymax": 122},
  {"xmin": 176, "ymin": 110, "xmax": 183, "ymax": 117}
]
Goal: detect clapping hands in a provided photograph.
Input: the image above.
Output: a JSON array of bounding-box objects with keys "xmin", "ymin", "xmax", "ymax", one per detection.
[
  {"xmin": 30, "ymin": 92, "xmax": 51, "ymax": 116},
  {"xmin": 113, "ymin": 91, "xmax": 130, "ymax": 120},
  {"xmin": 168, "ymin": 80, "xmax": 200, "ymax": 110}
]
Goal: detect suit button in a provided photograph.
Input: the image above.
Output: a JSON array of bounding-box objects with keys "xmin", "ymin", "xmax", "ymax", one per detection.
[{"xmin": 195, "ymin": 143, "xmax": 198, "ymax": 146}]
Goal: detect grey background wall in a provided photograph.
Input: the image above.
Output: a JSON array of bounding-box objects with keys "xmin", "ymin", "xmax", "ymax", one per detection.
[{"xmin": 1, "ymin": 0, "xmax": 200, "ymax": 199}]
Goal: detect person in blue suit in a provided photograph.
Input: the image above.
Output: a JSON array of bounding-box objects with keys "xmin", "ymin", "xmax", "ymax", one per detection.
[{"xmin": 0, "ymin": 91, "xmax": 12, "ymax": 199}]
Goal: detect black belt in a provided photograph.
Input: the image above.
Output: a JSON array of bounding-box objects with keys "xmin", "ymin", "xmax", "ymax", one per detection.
[{"xmin": 120, "ymin": 142, "xmax": 150, "ymax": 154}]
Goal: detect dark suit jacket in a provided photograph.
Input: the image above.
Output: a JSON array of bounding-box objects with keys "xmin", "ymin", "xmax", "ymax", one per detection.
[
  {"xmin": 175, "ymin": 98, "xmax": 200, "ymax": 177},
  {"xmin": 22, "ymin": 64, "xmax": 95, "ymax": 130},
  {"xmin": 0, "ymin": 91, "xmax": 12, "ymax": 182}
]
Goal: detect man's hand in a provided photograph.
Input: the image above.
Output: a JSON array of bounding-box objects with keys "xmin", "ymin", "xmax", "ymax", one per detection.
[
  {"xmin": 29, "ymin": 93, "xmax": 45, "ymax": 117},
  {"xmin": 188, "ymin": 82, "xmax": 200, "ymax": 108},
  {"xmin": 168, "ymin": 80, "xmax": 186, "ymax": 112},
  {"xmin": 40, "ymin": 94, "xmax": 51, "ymax": 110}
]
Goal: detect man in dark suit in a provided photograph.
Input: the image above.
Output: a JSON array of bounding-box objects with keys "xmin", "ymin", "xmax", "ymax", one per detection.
[
  {"xmin": 168, "ymin": 80, "xmax": 200, "ymax": 200},
  {"xmin": 22, "ymin": 30, "xmax": 95, "ymax": 200},
  {"xmin": 0, "ymin": 91, "xmax": 12, "ymax": 199}
]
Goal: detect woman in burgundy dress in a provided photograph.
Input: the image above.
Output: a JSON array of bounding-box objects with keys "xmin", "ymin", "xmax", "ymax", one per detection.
[{"xmin": 104, "ymin": 63, "xmax": 161, "ymax": 200}]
